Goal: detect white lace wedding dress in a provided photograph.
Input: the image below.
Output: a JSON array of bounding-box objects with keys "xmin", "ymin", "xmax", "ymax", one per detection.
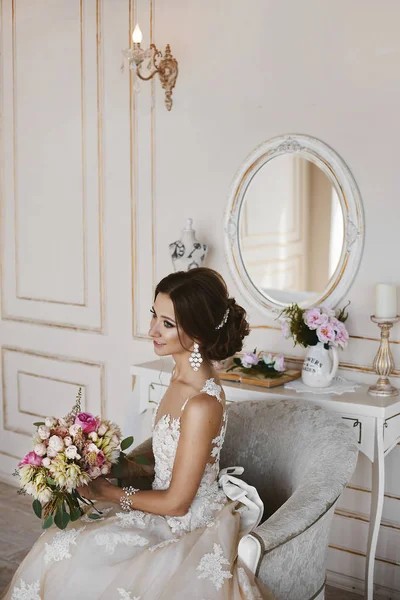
[{"xmin": 4, "ymin": 379, "xmax": 273, "ymax": 600}]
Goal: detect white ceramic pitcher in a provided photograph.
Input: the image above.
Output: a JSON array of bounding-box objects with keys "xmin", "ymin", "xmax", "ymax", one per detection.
[{"xmin": 301, "ymin": 341, "xmax": 339, "ymax": 388}]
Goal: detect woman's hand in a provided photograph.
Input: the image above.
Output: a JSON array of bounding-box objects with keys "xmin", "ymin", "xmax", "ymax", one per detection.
[{"xmin": 77, "ymin": 477, "xmax": 114, "ymax": 502}]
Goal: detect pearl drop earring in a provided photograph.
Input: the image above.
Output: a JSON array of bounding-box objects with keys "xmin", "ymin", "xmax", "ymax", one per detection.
[{"xmin": 189, "ymin": 342, "xmax": 202, "ymax": 371}]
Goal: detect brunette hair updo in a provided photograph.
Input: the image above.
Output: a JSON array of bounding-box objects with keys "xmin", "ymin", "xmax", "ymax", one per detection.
[{"xmin": 154, "ymin": 267, "xmax": 250, "ymax": 362}]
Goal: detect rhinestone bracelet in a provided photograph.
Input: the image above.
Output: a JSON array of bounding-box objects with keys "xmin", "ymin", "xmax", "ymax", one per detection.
[{"xmin": 120, "ymin": 486, "xmax": 139, "ymax": 512}]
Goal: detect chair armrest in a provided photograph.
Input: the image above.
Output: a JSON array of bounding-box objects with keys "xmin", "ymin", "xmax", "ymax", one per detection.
[
  {"xmin": 127, "ymin": 437, "xmax": 153, "ymax": 460},
  {"xmin": 252, "ymin": 483, "xmax": 340, "ymax": 555}
]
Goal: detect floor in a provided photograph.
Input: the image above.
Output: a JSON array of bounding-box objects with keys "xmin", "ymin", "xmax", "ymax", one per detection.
[{"xmin": 0, "ymin": 481, "xmax": 362, "ymax": 599}]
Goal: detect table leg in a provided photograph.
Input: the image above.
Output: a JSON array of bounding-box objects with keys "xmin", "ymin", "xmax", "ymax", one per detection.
[{"xmin": 365, "ymin": 418, "xmax": 384, "ymax": 599}]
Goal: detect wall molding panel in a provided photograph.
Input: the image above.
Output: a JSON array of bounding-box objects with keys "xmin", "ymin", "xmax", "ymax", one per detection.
[
  {"xmin": 0, "ymin": 0, "xmax": 104, "ymax": 331},
  {"xmin": 1, "ymin": 346, "xmax": 104, "ymax": 459}
]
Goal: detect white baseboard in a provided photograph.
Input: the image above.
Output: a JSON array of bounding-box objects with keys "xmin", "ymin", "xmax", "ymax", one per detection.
[{"xmin": 326, "ymin": 570, "xmax": 400, "ymax": 599}]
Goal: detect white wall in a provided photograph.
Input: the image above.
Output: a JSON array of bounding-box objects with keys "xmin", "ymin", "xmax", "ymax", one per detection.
[{"xmin": 1, "ymin": 0, "xmax": 399, "ymax": 595}]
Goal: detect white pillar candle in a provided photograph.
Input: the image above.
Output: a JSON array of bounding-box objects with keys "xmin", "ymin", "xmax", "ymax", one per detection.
[{"xmin": 375, "ymin": 283, "xmax": 398, "ymax": 318}]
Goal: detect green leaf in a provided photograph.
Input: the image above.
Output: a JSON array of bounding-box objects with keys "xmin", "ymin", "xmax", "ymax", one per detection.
[
  {"xmin": 69, "ymin": 505, "xmax": 82, "ymax": 521},
  {"xmin": 54, "ymin": 506, "xmax": 70, "ymax": 530},
  {"xmin": 32, "ymin": 499, "xmax": 42, "ymax": 519},
  {"xmin": 233, "ymin": 358, "xmax": 241, "ymax": 366},
  {"xmin": 33, "ymin": 421, "xmax": 45, "ymax": 427},
  {"xmin": 46, "ymin": 477, "xmax": 56, "ymax": 486},
  {"xmin": 135, "ymin": 455, "xmax": 152, "ymax": 465},
  {"xmin": 65, "ymin": 493, "xmax": 82, "ymax": 521},
  {"xmin": 42, "ymin": 515, "xmax": 53, "ymax": 529},
  {"xmin": 120, "ymin": 436, "xmax": 134, "ymax": 452},
  {"xmin": 88, "ymin": 513, "xmax": 102, "ymax": 520}
]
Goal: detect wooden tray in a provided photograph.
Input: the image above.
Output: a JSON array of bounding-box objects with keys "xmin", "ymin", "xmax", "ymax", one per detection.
[{"xmin": 218, "ymin": 368, "xmax": 301, "ymax": 389}]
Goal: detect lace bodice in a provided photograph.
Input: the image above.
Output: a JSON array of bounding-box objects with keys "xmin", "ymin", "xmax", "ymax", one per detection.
[{"xmin": 151, "ymin": 378, "xmax": 228, "ymax": 533}]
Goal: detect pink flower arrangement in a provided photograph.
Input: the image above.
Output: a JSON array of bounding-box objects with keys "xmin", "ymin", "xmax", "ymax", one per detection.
[
  {"xmin": 227, "ymin": 349, "xmax": 287, "ymax": 378},
  {"xmin": 279, "ymin": 303, "xmax": 350, "ymax": 349},
  {"xmin": 15, "ymin": 388, "xmax": 135, "ymax": 530}
]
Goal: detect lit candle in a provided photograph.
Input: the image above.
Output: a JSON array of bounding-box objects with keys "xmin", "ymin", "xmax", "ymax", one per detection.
[
  {"xmin": 375, "ymin": 283, "xmax": 398, "ymax": 318},
  {"xmin": 132, "ymin": 24, "xmax": 143, "ymax": 45}
]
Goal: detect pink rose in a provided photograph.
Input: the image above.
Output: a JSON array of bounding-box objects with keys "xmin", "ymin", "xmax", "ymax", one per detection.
[
  {"xmin": 96, "ymin": 451, "xmax": 106, "ymax": 466},
  {"xmin": 335, "ymin": 326, "xmax": 349, "ymax": 349},
  {"xmin": 320, "ymin": 305, "xmax": 336, "ymax": 317},
  {"xmin": 74, "ymin": 412, "xmax": 99, "ymax": 434},
  {"xmin": 304, "ymin": 308, "xmax": 328, "ymax": 330},
  {"xmin": 18, "ymin": 451, "xmax": 42, "ymax": 468},
  {"xmin": 241, "ymin": 352, "xmax": 259, "ymax": 368},
  {"xmin": 273, "ymin": 354, "xmax": 286, "ymax": 372},
  {"xmin": 330, "ymin": 318, "xmax": 349, "ymax": 349},
  {"xmin": 316, "ymin": 322, "xmax": 336, "ymax": 344}
]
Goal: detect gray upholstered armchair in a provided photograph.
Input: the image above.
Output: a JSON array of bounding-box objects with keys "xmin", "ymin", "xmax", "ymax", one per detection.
[
  {"xmin": 222, "ymin": 399, "xmax": 359, "ymax": 600},
  {"xmin": 125, "ymin": 398, "xmax": 358, "ymax": 600}
]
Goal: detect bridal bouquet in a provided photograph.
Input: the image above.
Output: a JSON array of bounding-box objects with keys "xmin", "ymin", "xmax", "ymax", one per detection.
[
  {"xmin": 15, "ymin": 388, "xmax": 134, "ymax": 530},
  {"xmin": 279, "ymin": 303, "xmax": 349, "ymax": 349}
]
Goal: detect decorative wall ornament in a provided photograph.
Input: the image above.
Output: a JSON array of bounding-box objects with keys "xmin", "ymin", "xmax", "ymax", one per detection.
[
  {"xmin": 169, "ymin": 219, "xmax": 208, "ymax": 272},
  {"xmin": 122, "ymin": 24, "xmax": 178, "ymax": 111}
]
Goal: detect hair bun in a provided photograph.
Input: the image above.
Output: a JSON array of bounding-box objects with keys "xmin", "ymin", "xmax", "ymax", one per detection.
[{"xmin": 207, "ymin": 297, "xmax": 250, "ymax": 362}]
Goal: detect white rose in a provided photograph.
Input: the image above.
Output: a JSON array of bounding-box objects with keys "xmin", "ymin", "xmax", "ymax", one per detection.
[
  {"xmin": 46, "ymin": 447, "xmax": 58, "ymax": 458},
  {"xmin": 34, "ymin": 443, "xmax": 47, "ymax": 457},
  {"xmin": 101, "ymin": 464, "xmax": 110, "ymax": 475},
  {"xmin": 38, "ymin": 425, "xmax": 51, "ymax": 440},
  {"xmin": 69, "ymin": 424, "xmax": 81, "ymax": 437},
  {"xmin": 45, "ymin": 417, "xmax": 57, "ymax": 428},
  {"xmin": 97, "ymin": 423, "xmax": 108, "ymax": 436},
  {"xmin": 65, "ymin": 445, "xmax": 81, "ymax": 460},
  {"xmin": 42, "ymin": 457, "xmax": 51, "ymax": 467},
  {"xmin": 88, "ymin": 443, "xmax": 99, "ymax": 453},
  {"xmin": 88, "ymin": 431, "xmax": 98, "ymax": 442},
  {"xmin": 48, "ymin": 435, "xmax": 64, "ymax": 453},
  {"xmin": 64, "ymin": 436, "xmax": 73, "ymax": 447}
]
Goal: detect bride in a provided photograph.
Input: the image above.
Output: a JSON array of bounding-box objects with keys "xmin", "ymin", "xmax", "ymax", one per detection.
[{"xmin": 4, "ymin": 268, "xmax": 273, "ymax": 600}]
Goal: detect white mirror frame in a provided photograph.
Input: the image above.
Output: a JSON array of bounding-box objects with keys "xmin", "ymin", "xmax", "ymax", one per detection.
[{"xmin": 224, "ymin": 134, "xmax": 364, "ymax": 318}]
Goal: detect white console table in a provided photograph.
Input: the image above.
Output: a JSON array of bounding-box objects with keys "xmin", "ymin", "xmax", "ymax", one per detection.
[{"xmin": 130, "ymin": 359, "xmax": 400, "ymax": 600}]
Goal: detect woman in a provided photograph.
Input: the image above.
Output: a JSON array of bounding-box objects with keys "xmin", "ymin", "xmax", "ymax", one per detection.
[{"xmin": 4, "ymin": 268, "xmax": 272, "ymax": 599}]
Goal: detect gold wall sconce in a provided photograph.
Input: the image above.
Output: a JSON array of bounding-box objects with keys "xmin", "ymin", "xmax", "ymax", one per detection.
[{"xmin": 122, "ymin": 24, "xmax": 178, "ymax": 111}]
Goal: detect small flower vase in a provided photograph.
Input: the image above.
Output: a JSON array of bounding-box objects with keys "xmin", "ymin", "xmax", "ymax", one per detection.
[
  {"xmin": 301, "ymin": 341, "xmax": 339, "ymax": 388},
  {"xmin": 169, "ymin": 218, "xmax": 208, "ymax": 272}
]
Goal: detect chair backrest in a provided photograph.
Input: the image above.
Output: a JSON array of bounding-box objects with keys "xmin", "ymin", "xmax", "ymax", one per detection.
[{"xmin": 220, "ymin": 399, "xmax": 359, "ymax": 519}]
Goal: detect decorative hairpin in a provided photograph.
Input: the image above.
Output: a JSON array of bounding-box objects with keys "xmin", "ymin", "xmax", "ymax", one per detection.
[{"xmin": 215, "ymin": 308, "xmax": 230, "ymax": 330}]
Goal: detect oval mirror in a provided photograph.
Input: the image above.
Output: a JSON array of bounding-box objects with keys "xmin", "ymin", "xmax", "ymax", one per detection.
[{"xmin": 224, "ymin": 134, "xmax": 364, "ymax": 317}]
